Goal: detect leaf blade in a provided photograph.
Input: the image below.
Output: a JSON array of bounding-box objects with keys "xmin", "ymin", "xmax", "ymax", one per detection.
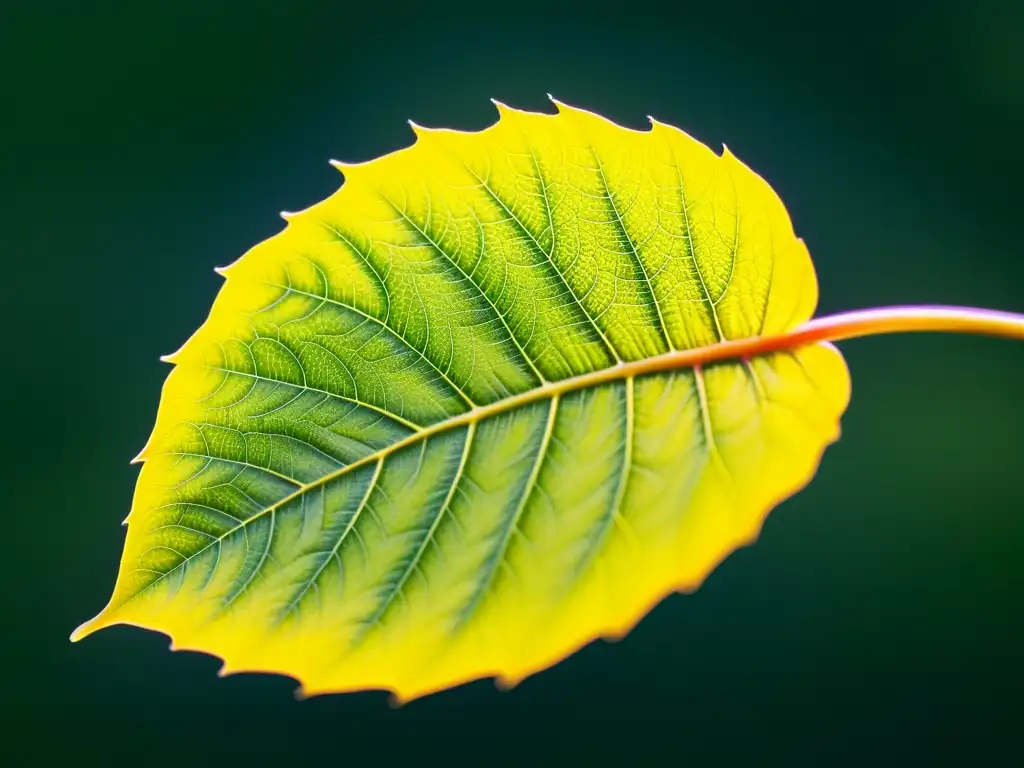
[{"xmin": 74, "ymin": 99, "xmax": 852, "ymax": 701}]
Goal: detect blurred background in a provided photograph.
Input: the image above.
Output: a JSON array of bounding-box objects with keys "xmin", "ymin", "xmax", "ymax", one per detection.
[{"xmin": 3, "ymin": 0, "xmax": 1022, "ymax": 763}]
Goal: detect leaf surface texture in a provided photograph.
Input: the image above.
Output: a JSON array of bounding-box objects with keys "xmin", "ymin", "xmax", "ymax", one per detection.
[{"xmin": 76, "ymin": 100, "xmax": 851, "ymax": 701}]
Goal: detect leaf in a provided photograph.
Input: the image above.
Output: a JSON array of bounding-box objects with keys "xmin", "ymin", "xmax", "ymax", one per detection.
[{"xmin": 75, "ymin": 97, "xmax": 998, "ymax": 704}]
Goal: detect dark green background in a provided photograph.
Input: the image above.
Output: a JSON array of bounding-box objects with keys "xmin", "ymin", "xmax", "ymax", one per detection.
[{"xmin": 4, "ymin": 1, "xmax": 1023, "ymax": 763}]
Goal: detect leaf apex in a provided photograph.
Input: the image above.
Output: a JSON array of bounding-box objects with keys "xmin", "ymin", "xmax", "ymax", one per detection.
[{"xmin": 70, "ymin": 613, "xmax": 106, "ymax": 643}]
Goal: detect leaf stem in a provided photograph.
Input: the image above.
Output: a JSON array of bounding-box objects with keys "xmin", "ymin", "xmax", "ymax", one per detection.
[
  {"xmin": 607, "ymin": 305, "xmax": 1024, "ymax": 378},
  {"xmin": 792, "ymin": 305, "xmax": 1024, "ymax": 346}
]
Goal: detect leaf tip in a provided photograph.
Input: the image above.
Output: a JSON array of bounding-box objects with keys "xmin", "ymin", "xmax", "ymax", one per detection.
[{"xmin": 69, "ymin": 614, "xmax": 104, "ymax": 643}]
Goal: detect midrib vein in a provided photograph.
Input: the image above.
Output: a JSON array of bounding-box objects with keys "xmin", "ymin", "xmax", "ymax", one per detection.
[
  {"xmin": 119, "ymin": 303, "xmax": 1024, "ymax": 607},
  {"xmin": 121, "ymin": 336, "xmax": 796, "ymax": 606}
]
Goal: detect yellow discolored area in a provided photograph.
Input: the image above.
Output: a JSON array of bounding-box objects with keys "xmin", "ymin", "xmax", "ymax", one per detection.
[{"xmin": 73, "ymin": 98, "xmax": 850, "ymax": 703}]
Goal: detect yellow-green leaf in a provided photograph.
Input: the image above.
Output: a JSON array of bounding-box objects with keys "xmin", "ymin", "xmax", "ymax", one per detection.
[{"xmin": 75, "ymin": 98, "xmax": 881, "ymax": 702}]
